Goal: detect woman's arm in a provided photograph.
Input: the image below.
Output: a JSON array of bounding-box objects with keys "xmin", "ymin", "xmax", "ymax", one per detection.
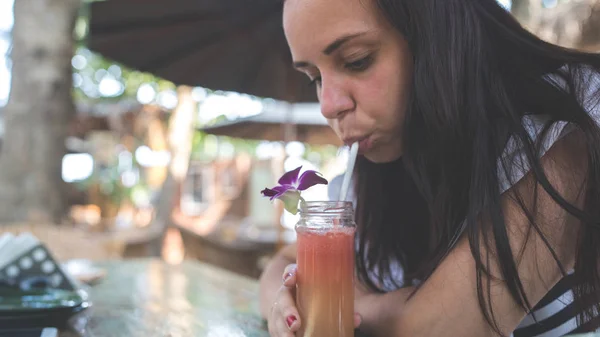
[
  {"xmin": 259, "ymin": 243, "xmax": 297, "ymax": 318},
  {"xmin": 358, "ymin": 130, "xmax": 587, "ymax": 337}
]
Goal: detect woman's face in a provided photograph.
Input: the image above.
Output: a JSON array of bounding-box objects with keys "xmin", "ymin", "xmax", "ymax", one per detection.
[{"xmin": 283, "ymin": 0, "xmax": 413, "ymax": 163}]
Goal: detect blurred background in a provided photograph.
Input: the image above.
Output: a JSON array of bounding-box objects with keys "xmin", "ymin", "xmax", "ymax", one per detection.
[{"xmin": 0, "ymin": 0, "xmax": 598, "ymax": 279}]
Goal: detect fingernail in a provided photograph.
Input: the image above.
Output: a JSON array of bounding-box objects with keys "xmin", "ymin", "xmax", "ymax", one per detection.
[
  {"xmin": 283, "ymin": 272, "xmax": 293, "ymax": 282},
  {"xmin": 286, "ymin": 315, "xmax": 297, "ymax": 329},
  {"xmin": 354, "ymin": 313, "xmax": 362, "ymax": 327}
]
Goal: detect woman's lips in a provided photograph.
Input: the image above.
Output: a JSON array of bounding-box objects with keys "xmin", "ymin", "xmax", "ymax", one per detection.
[{"xmin": 343, "ymin": 135, "xmax": 373, "ymax": 154}]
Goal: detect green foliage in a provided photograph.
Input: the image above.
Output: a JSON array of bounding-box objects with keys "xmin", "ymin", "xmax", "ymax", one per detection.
[
  {"xmin": 71, "ymin": 46, "xmax": 177, "ymax": 104},
  {"xmin": 74, "ymin": 159, "xmax": 132, "ymax": 206},
  {"xmin": 68, "ymin": 3, "xmax": 339, "ymax": 200}
]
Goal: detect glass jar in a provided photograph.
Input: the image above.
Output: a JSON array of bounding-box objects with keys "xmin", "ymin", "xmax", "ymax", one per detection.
[{"xmin": 295, "ymin": 201, "xmax": 356, "ymax": 337}]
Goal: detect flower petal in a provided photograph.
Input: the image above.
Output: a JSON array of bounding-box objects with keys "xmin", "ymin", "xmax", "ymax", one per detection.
[
  {"xmin": 296, "ymin": 170, "xmax": 328, "ymax": 191},
  {"xmin": 260, "ymin": 188, "xmax": 278, "ymax": 198},
  {"xmin": 261, "ymin": 185, "xmax": 295, "ymax": 201},
  {"xmin": 278, "ymin": 166, "xmax": 302, "ymax": 186},
  {"xmin": 278, "ymin": 190, "xmax": 302, "ymax": 215}
]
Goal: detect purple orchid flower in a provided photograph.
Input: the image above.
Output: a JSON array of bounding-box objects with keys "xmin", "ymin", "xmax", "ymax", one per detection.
[{"xmin": 261, "ymin": 166, "xmax": 328, "ymax": 214}]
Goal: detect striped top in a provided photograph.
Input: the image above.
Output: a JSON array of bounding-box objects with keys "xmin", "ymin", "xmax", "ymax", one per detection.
[{"xmin": 511, "ymin": 273, "xmax": 600, "ymax": 337}]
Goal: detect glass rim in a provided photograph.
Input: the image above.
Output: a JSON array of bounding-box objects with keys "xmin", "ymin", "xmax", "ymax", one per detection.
[{"xmin": 299, "ymin": 201, "xmax": 354, "ymax": 215}]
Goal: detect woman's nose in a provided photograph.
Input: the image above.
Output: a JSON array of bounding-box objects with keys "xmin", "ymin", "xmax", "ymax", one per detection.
[{"xmin": 319, "ymin": 78, "xmax": 354, "ymax": 120}]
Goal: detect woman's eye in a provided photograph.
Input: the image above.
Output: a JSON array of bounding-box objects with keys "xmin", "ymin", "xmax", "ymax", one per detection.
[{"xmin": 345, "ymin": 55, "xmax": 373, "ymax": 72}]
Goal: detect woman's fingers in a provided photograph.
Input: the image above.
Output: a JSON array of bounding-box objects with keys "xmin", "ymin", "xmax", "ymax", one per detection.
[
  {"xmin": 281, "ymin": 263, "xmax": 297, "ymax": 288},
  {"xmin": 267, "ymin": 263, "xmax": 301, "ymax": 336},
  {"xmin": 277, "ymin": 285, "xmax": 302, "ymax": 330}
]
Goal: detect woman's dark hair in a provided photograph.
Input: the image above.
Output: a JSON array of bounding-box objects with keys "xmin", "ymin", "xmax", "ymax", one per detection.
[{"xmin": 354, "ymin": 0, "xmax": 600, "ymax": 334}]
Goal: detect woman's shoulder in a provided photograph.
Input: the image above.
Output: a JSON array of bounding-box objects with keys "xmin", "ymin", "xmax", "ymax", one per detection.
[{"xmin": 498, "ymin": 67, "xmax": 600, "ymax": 193}]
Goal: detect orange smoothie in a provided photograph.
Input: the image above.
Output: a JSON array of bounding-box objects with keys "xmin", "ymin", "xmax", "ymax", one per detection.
[{"xmin": 296, "ymin": 226, "xmax": 356, "ymax": 337}]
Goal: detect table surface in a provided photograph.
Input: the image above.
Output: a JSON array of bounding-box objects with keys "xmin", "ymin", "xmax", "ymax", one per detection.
[
  {"xmin": 56, "ymin": 258, "xmax": 600, "ymax": 337},
  {"xmin": 63, "ymin": 258, "xmax": 269, "ymax": 337}
]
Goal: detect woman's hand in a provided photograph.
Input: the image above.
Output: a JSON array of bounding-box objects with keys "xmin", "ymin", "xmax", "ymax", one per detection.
[
  {"xmin": 267, "ymin": 264, "xmax": 301, "ymax": 337},
  {"xmin": 353, "ymin": 287, "xmax": 414, "ymax": 337},
  {"xmin": 268, "ymin": 263, "xmax": 363, "ymax": 336}
]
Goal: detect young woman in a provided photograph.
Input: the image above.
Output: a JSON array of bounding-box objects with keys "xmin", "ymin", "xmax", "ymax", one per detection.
[{"xmin": 259, "ymin": 0, "xmax": 600, "ymax": 336}]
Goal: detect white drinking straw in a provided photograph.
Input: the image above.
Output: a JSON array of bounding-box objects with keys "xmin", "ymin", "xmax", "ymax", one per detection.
[{"xmin": 339, "ymin": 142, "xmax": 359, "ymax": 201}]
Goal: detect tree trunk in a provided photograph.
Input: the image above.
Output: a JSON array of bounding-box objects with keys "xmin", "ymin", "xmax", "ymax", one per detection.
[
  {"xmin": 579, "ymin": 1, "xmax": 600, "ymax": 51},
  {"xmin": 511, "ymin": 0, "xmax": 531, "ymax": 25},
  {"xmin": 512, "ymin": 0, "xmax": 545, "ymax": 33},
  {"xmin": 151, "ymin": 86, "xmax": 197, "ymax": 256},
  {"xmin": 0, "ymin": 0, "xmax": 79, "ymax": 223}
]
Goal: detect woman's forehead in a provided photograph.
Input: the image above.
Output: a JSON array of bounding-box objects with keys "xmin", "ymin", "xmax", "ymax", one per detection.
[
  {"xmin": 283, "ymin": 0, "xmax": 381, "ymax": 55},
  {"xmin": 283, "ymin": 0, "xmax": 377, "ymax": 29}
]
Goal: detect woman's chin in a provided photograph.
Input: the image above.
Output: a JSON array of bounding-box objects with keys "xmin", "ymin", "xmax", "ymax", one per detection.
[{"xmin": 363, "ymin": 147, "xmax": 403, "ymax": 164}]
